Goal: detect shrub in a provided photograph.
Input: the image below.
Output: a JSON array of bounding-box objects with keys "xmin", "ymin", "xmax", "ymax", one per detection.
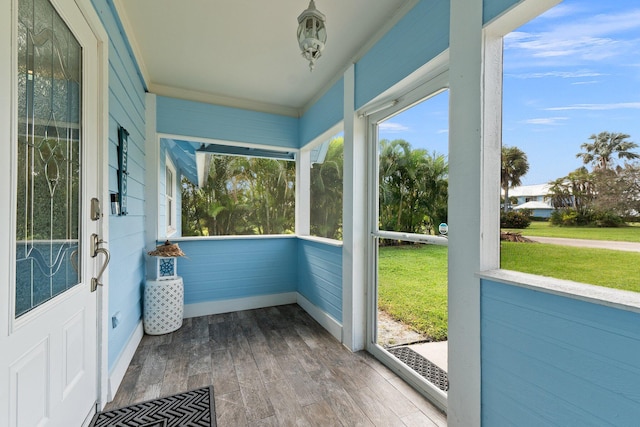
[
  {"xmin": 550, "ymin": 208, "xmax": 624, "ymax": 227},
  {"xmin": 550, "ymin": 209, "xmax": 579, "ymax": 226},
  {"xmin": 500, "ymin": 211, "xmax": 532, "ymax": 229},
  {"xmin": 594, "ymin": 211, "xmax": 625, "ymax": 227}
]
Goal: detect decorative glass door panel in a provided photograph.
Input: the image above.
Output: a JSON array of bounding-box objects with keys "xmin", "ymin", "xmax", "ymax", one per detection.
[{"xmin": 16, "ymin": 0, "xmax": 82, "ymax": 317}]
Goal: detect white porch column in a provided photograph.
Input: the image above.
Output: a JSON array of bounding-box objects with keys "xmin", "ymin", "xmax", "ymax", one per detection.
[
  {"xmin": 342, "ymin": 64, "xmax": 368, "ymax": 351},
  {"xmin": 295, "ymin": 149, "xmax": 311, "ymax": 236},
  {"xmin": 448, "ymin": 0, "xmax": 502, "ymax": 424}
]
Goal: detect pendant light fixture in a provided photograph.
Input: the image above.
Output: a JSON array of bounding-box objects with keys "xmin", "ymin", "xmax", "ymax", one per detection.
[{"xmin": 297, "ymin": 0, "xmax": 327, "ymax": 71}]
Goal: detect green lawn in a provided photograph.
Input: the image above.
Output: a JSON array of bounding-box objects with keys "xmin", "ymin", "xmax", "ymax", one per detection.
[
  {"xmin": 503, "ymin": 221, "xmax": 640, "ymax": 242},
  {"xmin": 501, "ymin": 242, "xmax": 640, "ymax": 292},
  {"xmin": 378, "ymin": 240, "xmax": 640, "ymax": 343},
  {"xmin": 378, "ymin": 244, "xmax": 448, "ymax": 341}
]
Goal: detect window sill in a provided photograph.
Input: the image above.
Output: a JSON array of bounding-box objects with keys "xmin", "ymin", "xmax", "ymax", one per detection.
[
  {"xmin": 478, "ymin": 269, "xmax": 640, "ymax": 315},
  {"xmin": 297, "ymin": 235, "xmax": 343, "ymax": 247},
  {"xmin": 164, "ymin": 234, "xmax": 297, "ymax": 242}
]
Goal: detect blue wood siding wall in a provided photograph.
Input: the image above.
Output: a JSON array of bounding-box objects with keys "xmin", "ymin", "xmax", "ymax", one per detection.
[
  {"xmin": 173, "ymin": 238, "xmax": 342, "ymax": 323},
  {"xmin": 299, "ymin": 78, "xmax": 344, "ymax": 147},
  {"xmin": 91, "ymin": 0, "xmax": 147, "ymax": 372},
  {"xmin": 298, "ymin": 240, "xmax": 343, "ymax": 322},
  {"xmin": 355, "ymin": 0, "xmax": 450, "ymax": 110},
  {"xmin": 482, "ymin": 279, "xmax": 640, "ymax": 425},
  {"xmin": 483, "ymin": 0, "xmax": 522, "ymax": 24},
  {"xmin": 175, "ymin": 238, "xmax": 298, "ymax": 304},
  {"xmin": 156, "ymin": 96, "xmax": 299, "ymax": 149}
]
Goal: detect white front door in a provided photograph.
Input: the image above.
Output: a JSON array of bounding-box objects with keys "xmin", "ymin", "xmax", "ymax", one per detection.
[{"xmin": 0, "ymin": 0, "xmax": 104, "ymax": 425}]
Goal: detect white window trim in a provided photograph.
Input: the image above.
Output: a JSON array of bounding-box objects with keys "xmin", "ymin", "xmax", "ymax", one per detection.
[{"xmin": 165, "ymin": 155, "xmax": 177, "ymax": 237}]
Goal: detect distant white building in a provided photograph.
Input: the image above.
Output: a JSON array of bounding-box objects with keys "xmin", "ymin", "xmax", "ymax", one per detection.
[{"xmin": 504, "ymin": 183, "xmax": 555, "ymax": 218}]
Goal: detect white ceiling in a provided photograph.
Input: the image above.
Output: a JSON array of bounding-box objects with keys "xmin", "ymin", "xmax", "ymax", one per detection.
[{"xmin": 114, "ymin": 0, "xmax": 412, "ymax": 116}]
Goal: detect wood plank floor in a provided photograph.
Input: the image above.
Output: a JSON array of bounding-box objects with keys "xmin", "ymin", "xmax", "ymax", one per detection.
[{"xmin": 107, "ymin": 304, "xmax": 447, "ymax": 426}]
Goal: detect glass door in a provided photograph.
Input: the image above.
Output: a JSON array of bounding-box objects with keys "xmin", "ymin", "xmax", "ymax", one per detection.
[{"xmin": 367, "ymin": 82, "xmax": 450, "ymax": 409}]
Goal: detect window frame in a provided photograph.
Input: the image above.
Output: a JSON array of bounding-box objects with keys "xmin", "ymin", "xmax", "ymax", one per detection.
[{"xmin": 165, "ymin": 155, "xmax": 177, "ymax": 236}]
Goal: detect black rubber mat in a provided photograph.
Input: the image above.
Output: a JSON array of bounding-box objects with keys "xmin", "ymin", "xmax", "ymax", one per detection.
[
  {"xmin": 90, "ymin": 387, "xmax": 215, "ymax": 427},
  {"xmin": 387, "ymin": 346, "xmax": 449, "ymax": 392}
]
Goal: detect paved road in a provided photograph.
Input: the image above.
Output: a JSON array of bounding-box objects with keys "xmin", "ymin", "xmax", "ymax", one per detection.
[{"xmin": 525, "ymin": 236, "xmax": 640, "ymax": 253}]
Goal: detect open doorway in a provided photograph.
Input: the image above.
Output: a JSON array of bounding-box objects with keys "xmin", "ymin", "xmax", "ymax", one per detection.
[{"xmin": 367, "ymin": 81, "xmax": 450, "ymax": 408}]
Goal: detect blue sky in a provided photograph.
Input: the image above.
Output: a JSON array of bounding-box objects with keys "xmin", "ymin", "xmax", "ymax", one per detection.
[{"xmin": 379, "ymin": 0, "xmax": 640, "ymax": 185}]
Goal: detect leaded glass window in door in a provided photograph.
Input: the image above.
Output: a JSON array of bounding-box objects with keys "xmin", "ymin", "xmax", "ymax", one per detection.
[{"xmin": 16, "ymin": 0, "xmax": 83, "ymax": 317}]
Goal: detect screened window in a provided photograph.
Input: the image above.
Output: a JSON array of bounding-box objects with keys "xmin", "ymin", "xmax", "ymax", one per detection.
[
  {"xmin": 310, "ymin": 136, "xmax": 343, "ymax": 240},
  {"xmin": 500, "ymin": 0, "xmax": 640, "ymax": 293},
  {"xmin": 181, "ymin": 152, "xmax": 296, "ymax": 236}
]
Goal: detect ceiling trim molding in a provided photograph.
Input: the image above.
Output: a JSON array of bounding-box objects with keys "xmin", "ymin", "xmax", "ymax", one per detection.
[
  {"xmin": 149, "ymin": 83, "xmax": 301, "ymax": 118},
  {"xmin": 112, "ymin": 0, "xmax": 150, "ymax": 88},
  {"xmin": 158, "ymin": 133, "xmax": 301, "ymax": 153}
]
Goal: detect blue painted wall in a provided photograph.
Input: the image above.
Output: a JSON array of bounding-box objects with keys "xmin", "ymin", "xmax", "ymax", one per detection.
[
  {"xmin": 483, "ymin": 0, "xmax": 522, "ymax": 24},
  {"xmin": 355, "ymin": 0, "xmax": 450, "ymax": 110},
  {"xmin": 299, "ymin": 78, "xmax": 344, "ymax": 147},
  {"xmin": 298, "ymin": 240, "xmax": 343, "ymax": 322},
  {"xmin": 175, "ymin": 238, "xmax": 299, "ymax": 304},
  {"xmin": 482, "ymin": 280, "xmax": 640, "ymax": 425},
  {"xmin": 156, "ymin": 96, "xmax": 299, "ymax": 149},
  {"xmin": 91, "ymin": 0, "xmax": 148, "ymax": 373},
  {"xmin": 172, "ymin": 238, "xmax": 342, "ymax": 324}
]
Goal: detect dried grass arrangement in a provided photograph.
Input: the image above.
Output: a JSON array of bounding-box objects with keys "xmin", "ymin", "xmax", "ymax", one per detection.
[{"xmin": 147, "ymin": 240, "xmax": 186, "ymax": 257}]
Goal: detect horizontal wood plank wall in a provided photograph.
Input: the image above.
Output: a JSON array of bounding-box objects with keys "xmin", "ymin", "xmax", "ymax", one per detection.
[
  {"xmin": 481, "ymin": 280, "xmax": 640, "ymax": 425},
  {"xmin": 299, "ymin": 78, "xmax": 344, "ymax": 146},
  {"xmin": 354, "ymin": 0, "xmax": 522, "ymax": 111},
  {"xmin": 91, "ymin": 0, "xmax": 148, "ymax": 373},
  {"xmin": 354, "ymin": 0, "xmax": 449, "ymax": 110},
  {"xmin": 298, "ymin": 240, "xmax": 343, "ymax": 322},
  {"xmin": 175, "ymin": 238, "xmax": 298, "ymax": 304},
  {"xmin": 156, "ymin": 96, "xmax": 299, "ymax": 149},
  {"xmin": 483, "ymin": 0, "xmax": 522, "ymax": 24}
]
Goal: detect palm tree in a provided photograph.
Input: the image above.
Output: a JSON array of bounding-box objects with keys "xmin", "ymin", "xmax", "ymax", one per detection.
[
  {"xmin": 310, "ymin": 138, "xmax": 343, "ymax": 239},
  {"xmin": 378, "ymin": 139, "xmax": 448, "ymax": 234},
  {"xmin": 576, "ymin": 132, "xmax": 639, "ymax": 171},
  {"xmin": 501, "ymin": 146, "xmax": 529, "ymax": 213}
]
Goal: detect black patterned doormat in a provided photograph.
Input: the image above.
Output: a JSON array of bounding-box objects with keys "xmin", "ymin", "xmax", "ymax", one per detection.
[
  {"xmin": 90, "ymin": 387, "xmax": 216, "ymax": 427},
  {"xmin": 387, "ymin": 346, "xmax": 449, "ymax": 392}
]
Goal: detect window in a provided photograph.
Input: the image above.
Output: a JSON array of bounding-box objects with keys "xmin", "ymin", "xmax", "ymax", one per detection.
[
  {"xmin": 165, "ymin": 156, "xmax": 176, "ymax": 236},
  {"xmin": 310, "ymin": 136, "xmax": 343, "ymax": 240},
  {"xmin": 180, "ymin": 149, "xmax": 296, "ymax": 236},
  {"xmin": 500, "ymin": 0, "xmax": 640, "ymax": 293}
]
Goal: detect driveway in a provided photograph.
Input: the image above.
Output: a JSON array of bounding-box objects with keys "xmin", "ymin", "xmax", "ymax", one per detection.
[{"xmin": 525, "ymin": 236, "xmax": 640, "ymax": 253}]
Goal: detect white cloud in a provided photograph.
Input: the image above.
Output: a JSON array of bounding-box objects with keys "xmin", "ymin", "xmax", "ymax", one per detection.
[
  {"xmin": 504, "ymin": 9, "xmax": 640, "ymax": 64},
  {"xmin": 436, "ymin": 129, "xmax": 449, "ymax": 134},
  {"xmin": 507, "ymin": 70, "xmax": 603, "ymax": 79},
  {"xmin": 536, "ymin": 3, "xmax": 580, "ymax": 20},
  {"xmin": 545, "ymin": 102, "xmax": 640, "ymax": 111},
  {"xmin": 571, "ymin": 80, "xmax": 598, "ymax": 85},
  {"xmin": 523, "ymin": 117, "xmax": 568, "ymax": 125},
  {"xmin": 378, "ymin": 122, "xmax": 409, "ymax": 132}
]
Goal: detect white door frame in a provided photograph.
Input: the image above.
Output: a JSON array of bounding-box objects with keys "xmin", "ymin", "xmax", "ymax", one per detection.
[{"xmin": 72, "ymin": 0, "xmax": 111, "ymax": 410}]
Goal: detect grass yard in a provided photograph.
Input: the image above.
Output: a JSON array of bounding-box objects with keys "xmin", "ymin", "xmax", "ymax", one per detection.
[
  {"xmin": 377, "ymin": 239, "xmax": 640, "ymax": 344},
  {"xmin": 501, "ymin": 242, "xmax": 640, "ymax": 292},
  {"xmin": 503, "ymin": 221, "xmax": 640, "ymax": 242},
  {"xmin": 378, "ymin": 244, "xmax": 448, "ymax": 342}
]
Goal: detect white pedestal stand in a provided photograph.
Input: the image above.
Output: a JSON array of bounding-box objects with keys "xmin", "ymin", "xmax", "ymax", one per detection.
[{"xmin": 143, "ymin": 276, "xmax": 184, "ymax": 335}]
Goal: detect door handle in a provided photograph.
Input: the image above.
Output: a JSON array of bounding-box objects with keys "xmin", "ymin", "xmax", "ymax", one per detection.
[{"xmin": 90, "ymin": 233, "xmax": 110, "ymax": 292}]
